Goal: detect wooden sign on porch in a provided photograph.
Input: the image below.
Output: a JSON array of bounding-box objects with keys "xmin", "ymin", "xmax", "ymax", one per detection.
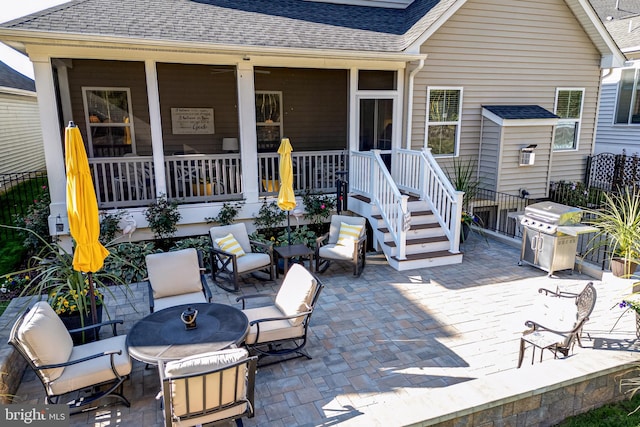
[{"xmin": 171, "ymin": 108, "xmax": 215, "ymax": 134}]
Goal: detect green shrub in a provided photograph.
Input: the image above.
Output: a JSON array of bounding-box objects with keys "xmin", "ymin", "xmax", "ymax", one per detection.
[
  {"xmin": 103, "ymin": 241, "xmax": 158, "ymax": 283},
  {"xmin": 13, "ymin": 186, "xmax": 51, "ymax": 251},
  {"xmin": 253, "ymin": 200, "xmax": 286, "ymax": 241},
  {"xmin": 302, "ymin": 192, "xmax": 335, "ymax": 234},
  {"xmin": 171, "ymin": 236, "xmax": 212, "ymax": 272},
  {"xmin": 205, "ymin": 201, "xmax": 244, "ymax": 226},
  {"xmin": 145, "ymin": 196, "xmax": 181, "ymax": 249},
  {"xmin": 99, "ymin": 210, "xmax": 127, "ymax": 245}
]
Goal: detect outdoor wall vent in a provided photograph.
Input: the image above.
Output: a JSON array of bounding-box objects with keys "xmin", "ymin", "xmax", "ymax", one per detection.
[{"xmin": 519, "ymin": 144, "xmax": 537, "ymax": 166}]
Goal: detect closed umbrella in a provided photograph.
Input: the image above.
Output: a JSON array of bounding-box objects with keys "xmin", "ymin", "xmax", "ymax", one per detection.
[
  {"xmin": 277, "ymin": 138, "xmax": 296, "ymax": 245},
  {"xmin": 65, "ymin": 121, "xmax": 109, "ymax": 325}
]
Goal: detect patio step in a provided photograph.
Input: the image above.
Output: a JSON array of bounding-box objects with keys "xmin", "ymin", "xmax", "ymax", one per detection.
[{"xmin": 388, "ymin": 250, "xmax": 463, "ymax": 270}]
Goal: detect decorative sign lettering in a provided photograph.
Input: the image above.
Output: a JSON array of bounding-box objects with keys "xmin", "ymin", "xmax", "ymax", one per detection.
[{"xmin": 171, "ymin": 108, "xmax": 215, "ymax": 134}]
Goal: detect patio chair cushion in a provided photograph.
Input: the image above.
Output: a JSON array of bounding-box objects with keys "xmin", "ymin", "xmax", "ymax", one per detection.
[
  {"xmin": 529, "ymin": 294, "xmax": 578, "ymax": 332},
  {"xmin": 215, "ymin": 233, "xmax": 246, "ymax": 258},
  {"xmin": 164, "ymin": 348, "xmax": 249, "ymax": 421},
  {"xmin": 327, "ymin": 215, "xmax": 366, "ymax": 245},
  {"xmin": 210, "ymin": 223, "xmax": 252, "ymax": 253},
  {"xmin": 275, "ymin": 264, "xmax": 317, "ymax": 326},
  {"xmin": 318, "ymin": 243, "xmax": 356, "ymax": 261},
  {"xmin": 153, "ymin": 291, "xmax": 209, "ymax": 312},
  {"xmin": 228, "ymin": 252, "xmax": 272, "ymax": 274},
  {"xmin": 337, "ymin": 222, "xmax": 363, "ymax": 247},
  {"xmin": 48, "ymin": 335, "xmax": 132, "ymax": 396},
  {"xmin": 147, "ymin": 249, "xmax": 203, "ymax": 299},
  {"xmin": 18, "ymin": 301, "xmax": 73, "ymax": 382},
  {"xmin": 243, "ymin": 306, "xmax": 306, "ymax": 344}
]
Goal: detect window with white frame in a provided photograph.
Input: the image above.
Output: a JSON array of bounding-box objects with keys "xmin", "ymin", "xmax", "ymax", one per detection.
[
  {"xmin": 615, "ymin": 68, "xmax": 640, "ymax": 124},
  {"xmin": 82, "ymin": 87, "xmax": 135, "ymax": 157},
  {"xmin": 426, "ymin": 87, "xmax": 462, "ymax": 156},
  {"xmin": 553, "ymin": 88, "xmax": 584, "ymax": 151}
]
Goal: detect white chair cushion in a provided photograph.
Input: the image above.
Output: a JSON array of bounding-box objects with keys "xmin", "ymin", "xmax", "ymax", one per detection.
[
  {"xmin": 243, "ymin": 305, "xmax": 306, "ymax": 345},
  {"xmin": 327, "ymin": 215, "xmax": 366, "ymax": 245},
  {"xmin": 222, "ymin": 252, "xmax": 271, "ymax": 273},
  {"xmin": 525, "ymin": 295, "xmax": 578, "ymax": 332},
  {"xmin": 337, "ymin": 222, "xmax": 363, "ymax": 247},
  {"xmin": 48, "ymin": 335, "xmax": 131, "ymax": 396},
  {"xmin": 210, "ymin": 223, "xmax": 252, "ymax": 253},
  {"xmin": 215, "ymin": 233, "xmax": 246, "ymax": 258},
  {"xmin": 319, "ymin": 243, "xmax": 355, "ymax": 261},
  {"xmin": 154, "ymin": 291, "xmax": 208, "ymax": 312},
  {"xmin": 165, "ymin": 349, "xmax": 249, "ymax": 421},
  {"xmin": 146, "ymin": 248, "xmax": 203, "ymax": 299},
  {"xmin": 275, "ymin": 264, "xmax": 317, "ymax": 326},
  {"xmin": 18, "ymin": 301, "xmax": 73, "ymax": 382}
]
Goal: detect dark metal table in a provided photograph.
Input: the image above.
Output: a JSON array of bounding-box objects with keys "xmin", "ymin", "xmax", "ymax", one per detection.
[
  {"xmin": 274, "ymin": 243, "xmax": 314, "ymax": 278},
  {"xmin": 126, "ymin": 303, "xmax": 249, "ymax": 364}
]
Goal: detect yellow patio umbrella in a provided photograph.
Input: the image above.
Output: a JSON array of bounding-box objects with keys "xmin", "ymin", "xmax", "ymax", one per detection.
[
  {"xmin": 65, "ymin": 122, "xmax": 110, "ymax": 324},
  {"xmin": 277, "ymin": 138, "xmax": 296, "ymax": 245}
]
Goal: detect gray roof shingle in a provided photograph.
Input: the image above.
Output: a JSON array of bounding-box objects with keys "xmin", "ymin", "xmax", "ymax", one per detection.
[
  {"xmin": 0, "ymin": 0, "xmax": 456, "ymax": 53},
  {"xmin": 483, "ymin": 105, "xmax": 558, "ymax": 120},
  {"xmin": 589, "ymin": 0, "xmax": 640, "ymax": 51},
  {"xmin": 0, "ymin": 61, "xmax": 35, "ymax": 92}
]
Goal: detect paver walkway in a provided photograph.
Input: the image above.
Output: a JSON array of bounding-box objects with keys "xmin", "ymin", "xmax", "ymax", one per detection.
[{"xmin": 6, "ymin": 235, "xmax": 640, "ymax": 426}]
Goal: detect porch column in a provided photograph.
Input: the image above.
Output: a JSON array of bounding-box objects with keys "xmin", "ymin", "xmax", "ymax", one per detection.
[
  {"xmin": 32, "ymin": 56, "xmax": 66, "ymax": 236},
  {"xmin": 145, "ymin": 59, "xmax": 167, "ymax": 197},
  {"xmin": 236, "ymin": 62, "xmax": 259, "ymax": 204}
]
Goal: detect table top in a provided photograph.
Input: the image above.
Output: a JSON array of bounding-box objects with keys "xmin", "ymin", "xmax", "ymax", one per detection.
[
  {"xmin": 126, "ymin": 303, "xmax": 249, "ymax": 364},
  {"xmin": 275, "ymin": 243, "xmax": 314, "ymax": 258}
]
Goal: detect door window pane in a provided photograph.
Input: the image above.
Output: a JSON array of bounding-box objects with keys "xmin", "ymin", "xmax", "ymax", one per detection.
[{"xmin": 359, "ymin": 98, "xmax": 393, "ymax": 151}]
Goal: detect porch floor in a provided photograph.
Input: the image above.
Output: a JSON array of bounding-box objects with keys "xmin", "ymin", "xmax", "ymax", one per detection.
[{"xmin": 6, "ymin": 235, "xmax": 640, "ymax": 426}]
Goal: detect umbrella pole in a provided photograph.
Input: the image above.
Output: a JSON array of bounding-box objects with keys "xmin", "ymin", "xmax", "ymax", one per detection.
[
  {"xmin": 87, "ymin": 272, "xmax": 98, "ymax": 325},
  {"xmin": 287, "ymin": 212, "xmax": 291, "ymax": 245}
]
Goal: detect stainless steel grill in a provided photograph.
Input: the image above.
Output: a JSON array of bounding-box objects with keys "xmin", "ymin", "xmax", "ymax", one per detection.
[{"xmin": 518, "ymin": 202, "xmax": 590, "ymax": 276}]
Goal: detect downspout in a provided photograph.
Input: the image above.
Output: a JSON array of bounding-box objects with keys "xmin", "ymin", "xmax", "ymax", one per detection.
[{"xmin": 404, "ymin": 59, "xmax": 425, "ymax": 149}]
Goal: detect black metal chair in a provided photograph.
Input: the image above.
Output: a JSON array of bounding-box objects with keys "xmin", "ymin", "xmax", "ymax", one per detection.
[
  {"xmin": 8, "ymin": 301, "xmax": 131, "ymax": 414},
  {"xmin": 159, "ymin": 348, "xmax": 257, "ymax": 427},
  {"xmin": 145, "ymin": 248, "xmax": 213, "ymax": 313},
  {"xmin": 237, "ymin": 264, "xmax": 324, "ymax": 366}
]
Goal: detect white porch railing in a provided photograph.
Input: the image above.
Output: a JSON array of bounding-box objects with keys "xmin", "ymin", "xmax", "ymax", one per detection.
[
  {"xmin": 393, "ymin": 148, "xmax": 462, "ymax": 253},
  {"xmin": 257, "ymin": 150, "xmax": 347, "ymax": 196},
  {"xmin": 90, "ymin": 156, "xmax": 155, "ymax": 208},
  {"xmin": 351, "ymin": 150, "xmax": 409, "ymax": 260}
]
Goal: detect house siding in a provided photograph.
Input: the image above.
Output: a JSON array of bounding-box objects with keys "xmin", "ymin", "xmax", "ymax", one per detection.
[
  {"xmin": 0, "ymin": 92, "xmax": 45, "ymax": 173},
  {"xmin": 594, "ymin": 65, "xmax": 640, "ymax": 155},
  {"xmin": 410, "ymin": 0, "xmax": 602, "ymax": 192},
  {"xmin": 478, "ymin": 117, "xmax": 500, "ymax": 192}
]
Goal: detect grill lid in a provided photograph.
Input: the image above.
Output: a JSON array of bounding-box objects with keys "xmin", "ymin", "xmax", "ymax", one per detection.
[{"xmin": 523, "ymin": 201, "xmax": 582, "ymax": 225}]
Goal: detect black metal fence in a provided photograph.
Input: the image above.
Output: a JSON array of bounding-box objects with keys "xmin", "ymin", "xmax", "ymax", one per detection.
[
  {"xmin": 586, "ymin": 151, "xmax": 640, "ymax": 191},
  {"xmin": 0, "ymin": 171, "xmax": 48, "ymax": 241}
]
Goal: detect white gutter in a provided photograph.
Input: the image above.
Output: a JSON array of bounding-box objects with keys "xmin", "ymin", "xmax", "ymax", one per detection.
[
  {"xmin": 0, "ymin": 86, "xmax": 36, "ymax": 97},
  {"xmin": 404, "ymin": 58, "xmax": 425, "ymax": 148},
  {"xmin": 0, "ymin": 29, "xmax": 427, "ymax": 63}
]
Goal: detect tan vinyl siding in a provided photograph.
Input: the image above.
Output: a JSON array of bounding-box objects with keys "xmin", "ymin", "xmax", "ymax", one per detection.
[
  {"xmin": 411, "ymin": 0, "xmax": 601, "ymax": 191},
  {"xmin": 0, "ymin": 92, "xmax": 45, "ymax": 173},
  {"xmin": 496, "ymin": 126, "xmax": 554, "ymax": 199},
  {"xmin": 66, "ymin": 59, "xmax": 151, "ymax": 155},
  {"xmin": 478, "ymin": 118, "xmax": 500, "ymax": 191}
]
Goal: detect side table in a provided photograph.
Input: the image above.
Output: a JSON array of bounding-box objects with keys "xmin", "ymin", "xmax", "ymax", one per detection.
[{"xmin": 274, "ymin": 244, "xmax": 314, "ymax": 278}]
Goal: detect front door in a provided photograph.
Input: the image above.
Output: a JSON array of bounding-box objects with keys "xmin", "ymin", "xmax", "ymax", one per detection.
[{"xmin": 358, "ymin": 98, "xmax": 393, "ymax": 168}]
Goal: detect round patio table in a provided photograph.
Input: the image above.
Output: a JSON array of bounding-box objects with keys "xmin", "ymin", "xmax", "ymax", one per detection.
[{"xmin": 126, "ymin": 303, "xmax": 249, "ymax": 364}]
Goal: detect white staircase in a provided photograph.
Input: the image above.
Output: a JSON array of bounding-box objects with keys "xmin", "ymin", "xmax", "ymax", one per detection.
[
  {"xmin": 351, "ymin": 194, "xmax": 463, "ymax": 271},
  {"xmin": 347, "ymin": 148, "xmax": 464, "ymax": 271}
]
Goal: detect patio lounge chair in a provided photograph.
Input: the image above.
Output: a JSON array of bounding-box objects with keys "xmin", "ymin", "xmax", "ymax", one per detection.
[
  {"xmin": 237, "ymin": 263, "xmax": 323, "ymax": 366},
  {"xmin": 209, "ymin": 223, "xmax": 274, "ymax": 292},
  {"xmin": 517, "ymin": 281, "xmax": 596, "ymax": 367},
  {"xmin": 158, "ymin": 348, "xmax": 257, "ymax": 427},
  {"xmin": 8, "ymin": 301, "xmax": 131, "ymax": 414},
  {"xmin": 315, "ymin": 214, "xmax": 367, "ymax": 276},
  {"xmin": 145, "ymin": 248, "xmax": 213, "ymax": 313}
]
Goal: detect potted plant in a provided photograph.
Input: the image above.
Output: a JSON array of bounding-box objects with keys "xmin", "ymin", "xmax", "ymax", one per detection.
[
  {"xmin": 2, "ymin": 225, "xmax": 131, "ymax": 343},
  {"xmin": 583, "ymin": 187, "xmax": 640, "ymax": 278}
]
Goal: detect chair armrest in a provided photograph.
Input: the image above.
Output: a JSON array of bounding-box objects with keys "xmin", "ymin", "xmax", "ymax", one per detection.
[
  {"xmin": 201, "ymin": 274, "xmax": 213, "ymax": 302},
  {"xmin": 211, "ymin": 247, "xmax": 236, "ymax": 258},
  {"xmin": 147, "ymin": 281, "xmax": 155, "ymax": 312},
  {"xmin": 39, "ymin": 349, "xmax": 123, "ymax": 369},
  {"xmin": 523, "ymin": 318, "xmax": 587, "ymax": 335},
  {"xmin": 315, "ymin": 233, "xmax": 329, "ymax": 248},
  {"xmin": 538, "ymin": 287, "xmax": 578, "ymax": 299},
  {"xmin": 236, "ymin": 293, "xmax": 276, "ymax": 309},
  {"xmin": 67, "ymin": 319, "xmax": 124, "ymax": 337},
  {"xmin": 250, "ymin": 240, "xmax": 273, "ymax": 255},
  {"xmin": 249, "ymin": 309, "xmax": 312, "ymax": 326}
]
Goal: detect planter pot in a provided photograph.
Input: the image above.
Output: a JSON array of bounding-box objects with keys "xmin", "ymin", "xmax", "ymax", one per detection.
[
  {"xmin": 636, "ymin": 312, "xmax": 640, "ymax": 339},
  {"xmin": 610, "ymin": 258, "xmax": 639, "ymax": 278},
  {"xmin": 460, "ymin": 223, "xmax": 471, "ymax": 243},
  {"xmin": 59, "ymin": 304, "xmax": 103, "ymax": 344}
]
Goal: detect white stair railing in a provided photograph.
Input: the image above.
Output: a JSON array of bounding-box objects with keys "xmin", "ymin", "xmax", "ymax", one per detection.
[
  {"xmin": 392, "ymin": 148, "xmax": 462, "ymax": 254},
  {"xmin": 352, "ymin": 150, "xmax": 409, "ymax": 260}
]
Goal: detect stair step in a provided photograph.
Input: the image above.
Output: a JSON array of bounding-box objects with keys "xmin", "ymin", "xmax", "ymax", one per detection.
[
  {"xmin": 378, "ymin": 222, "xmax": 439, "ymax": 234},
  {"xmin": 386, "ymin": 235, "xmax": 447, "ymax": 248},
  {"xmin": 391, "ymin": 250, "xmax": 455, "ymax": 261}
]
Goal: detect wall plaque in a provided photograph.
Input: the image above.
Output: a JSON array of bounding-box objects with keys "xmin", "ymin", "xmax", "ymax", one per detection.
[{"xmin": 171, "ymin": 108, "xmax": 215, "ymax": 134}]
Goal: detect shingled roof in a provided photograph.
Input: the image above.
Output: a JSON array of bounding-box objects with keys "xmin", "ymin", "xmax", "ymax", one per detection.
[
  {"xmin": 0, "ymin": 60, "xmax": 35, "ymax": 92},
  {"xmin": 483, "ymin": 105, "xmax": 558, "ymax": 120},
  {"xmin": 588, "ymin": 0, "xmax": 640, "ymax": 51},
  {"xmin": 0, "ymin": 0, "xmax": 457, "ymax": 53}
]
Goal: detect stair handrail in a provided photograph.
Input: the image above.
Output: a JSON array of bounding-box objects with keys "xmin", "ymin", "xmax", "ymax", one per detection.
[
  {"xmin": 418, "ymin": 148, "xmax": 462, "ymax": 253},
  {"xmin": 370, "ymin": 150, "xmax": 409, "ymax": 260}
]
